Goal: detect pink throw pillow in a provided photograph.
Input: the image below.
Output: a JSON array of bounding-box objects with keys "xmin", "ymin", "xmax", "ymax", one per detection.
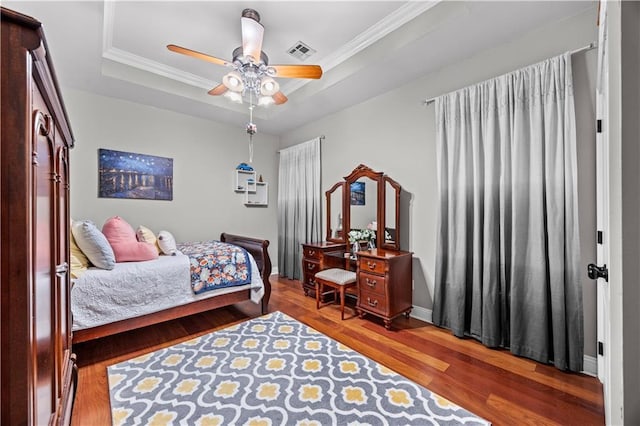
[{"xmin": 102, "ymin": 216, "xmax": 158, "ymax": 262}]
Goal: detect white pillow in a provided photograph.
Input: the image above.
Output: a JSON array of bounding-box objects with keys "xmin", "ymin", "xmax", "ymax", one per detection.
[
  {"xmin": 157, "ymin": 230, "xmax": 178, "ymax": 255},
  {"xmin": 71, "ymin": 220, "xmax": 116, "ymax": 270}
]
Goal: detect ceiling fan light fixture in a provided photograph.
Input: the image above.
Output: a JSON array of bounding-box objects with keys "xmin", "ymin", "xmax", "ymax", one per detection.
[
  {"xmin": 167, "ymin": 7, "xmax": 320, "ymax": 111},
  {"xmin": 223, "ymin": 90, "xmax": 243, "ymax": 104},
  {"xmin": 260, "ymin": 77, "xmax": 279, "ymax": 96},
  {"xmin": 223, "ymin": 71, "xmax": 244, "ymax": 92}
]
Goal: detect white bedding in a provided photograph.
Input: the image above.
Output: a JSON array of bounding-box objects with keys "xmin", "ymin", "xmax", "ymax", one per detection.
[{"xmin": 71, "ymin": 253, "xmax": 264, "ymax": 331}]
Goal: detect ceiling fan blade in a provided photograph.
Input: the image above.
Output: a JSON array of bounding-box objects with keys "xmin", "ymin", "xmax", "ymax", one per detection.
[
  {"xmin": 272, "ymin": 91, "xmax": 288, "ymax": 105},
  {"xmin": 208, "ymin": 84, "xmax": 228, "ymax": 96},
  {"xmin": 167, "ymin": 44, "xmax": 230, "ymax": 67},
  {"xmin": 241, "ymin": 16, "xmax": 264, "ymax": 63},
  {"xmin": 270, "ymin": 64, "xmax": 323, "ymax": 79}
]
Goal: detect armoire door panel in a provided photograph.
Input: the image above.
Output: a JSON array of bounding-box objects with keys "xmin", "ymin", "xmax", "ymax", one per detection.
[
  {"xmin": 32, "ymin": 86, "xmax": 57, "ymax": 426},
  {"xmin": 54, "ymin": 143, "xmax": 70, "ymax": 401}
]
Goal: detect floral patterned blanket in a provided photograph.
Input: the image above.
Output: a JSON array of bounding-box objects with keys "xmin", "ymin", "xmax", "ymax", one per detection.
[{"xmin": 176, "ymin": 241, "xmax": 252, "ymax": 295}]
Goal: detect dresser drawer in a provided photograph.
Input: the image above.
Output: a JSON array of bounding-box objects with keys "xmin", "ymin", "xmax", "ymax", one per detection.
[
  {"xmin": 358, "ymin": 289, "xmax": 389, "ymax": 316},
  {"xmin": 302, "ymin": 271, "xmax": 317, "ymax": 287},
  {"xmin": 303, "ymin": 246, "xmax": 322, "ymax": 260},
  {"xmin": 358, "ymin": 256, "xmax": 386, "ymax": 275},
  {"xmin": 303, "ymin": 260, "xmax": 319, "ymax": 276},
  {"xmin": 358, "ymin": 271, "xmax": 386, "ymax": 296}
]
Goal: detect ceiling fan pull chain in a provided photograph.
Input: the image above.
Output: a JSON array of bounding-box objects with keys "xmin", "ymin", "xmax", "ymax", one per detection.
[
  {"xmin": 246, "ymin": 97, "xmax": 256, "ymax": 163},
  {"xmin": 249, "ymin": 134, "xmax": 254, "ymax": 164}
]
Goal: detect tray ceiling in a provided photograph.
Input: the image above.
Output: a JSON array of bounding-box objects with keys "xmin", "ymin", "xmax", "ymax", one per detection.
[{"xmin": 4, "ymin": 1, "xmax": 595, "ymax": 136}]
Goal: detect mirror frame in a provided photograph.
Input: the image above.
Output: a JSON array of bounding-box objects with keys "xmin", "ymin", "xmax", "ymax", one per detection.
[
  {"xmin": 325, "ymin": 181, "xmax": 346, "ymax": 243},
  {"xmin": 344, "ymin": 164, "xmax": 384, "ymax": 249},
  {"xmin": 323, "ymin": 164, "xmax": 403, "ymax": 250},
  {"xmin": 381, "ymin": 176, "xmax": 401, "ymax": 251}
]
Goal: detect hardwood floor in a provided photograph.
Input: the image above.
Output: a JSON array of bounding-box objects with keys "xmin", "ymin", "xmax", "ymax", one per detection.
[{"xmin": 71, "ymin": 276, "xmax": 604, "ymax": 425}]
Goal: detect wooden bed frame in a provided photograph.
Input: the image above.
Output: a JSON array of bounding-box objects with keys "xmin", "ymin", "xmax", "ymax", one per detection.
[{"xmin": 72, "ymin": 233, "xmax": 272, "ymax": 344}]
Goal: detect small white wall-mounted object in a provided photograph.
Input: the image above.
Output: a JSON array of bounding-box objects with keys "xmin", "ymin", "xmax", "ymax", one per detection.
[
  {"xmin": 235, "ymin": 169, "xmax": 256, "ymax": 193},
  {"xmin": 245, "ymin": 182, "xmax": 268, "ymax": 206}
]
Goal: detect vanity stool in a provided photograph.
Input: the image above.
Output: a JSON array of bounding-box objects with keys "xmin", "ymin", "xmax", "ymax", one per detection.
[{"xmin": 314, "ymin": 268, "xmax": 357, "ymax": 320}]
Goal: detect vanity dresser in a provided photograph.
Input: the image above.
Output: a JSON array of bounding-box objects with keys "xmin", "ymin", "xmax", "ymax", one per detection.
[{"xmin": 302, "ymin": 164, "xmax": 412, "ymax": 328}]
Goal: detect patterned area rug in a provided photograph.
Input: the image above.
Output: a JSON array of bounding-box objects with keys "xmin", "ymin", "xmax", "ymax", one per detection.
[{"xmin": 108, "ymin": 311, "xmax": 490, "ymax": 425}]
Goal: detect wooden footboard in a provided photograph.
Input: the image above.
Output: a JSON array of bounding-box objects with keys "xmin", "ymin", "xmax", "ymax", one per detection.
[
  {"xmin": 220, "ymin": 232, "xmax": 272, "ymax": 314},
  {"xmin": 72, "ymin": 233, "xmax": 272, "ymax": 344}
]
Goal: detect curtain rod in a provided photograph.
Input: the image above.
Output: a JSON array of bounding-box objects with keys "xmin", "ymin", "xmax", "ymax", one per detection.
[
  {"xmin": 277, "ymin": 135, "xmax": 325, "ymax": 153},
  {"xmin": 422, "ymin": 42, "xmax": 597, "ymax": 106}
]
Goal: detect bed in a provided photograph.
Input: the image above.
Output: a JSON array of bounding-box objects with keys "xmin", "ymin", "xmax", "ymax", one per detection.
[{"xmin": 71, "ymin": 233, "xmax": 272, "ymax": 343}]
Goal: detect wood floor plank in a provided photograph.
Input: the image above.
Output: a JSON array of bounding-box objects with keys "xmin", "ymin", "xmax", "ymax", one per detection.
[
  {"xmin": 486, "ymin": 394, "xmax": 563, "ymax": 426},
  {"xmin": 388, "ymin": 329, "xmax": 604, "ymax": 418},
  {"xmin": 402, "ymin": 322, "xmax": 602, "ymax": 405},
  {"xmin": 442, "ymin": 355, "xmax": 603, "ymax": 424},
  {"xmin": 70, "ymin": 276, "xmax": 604, "ymax": 426}
]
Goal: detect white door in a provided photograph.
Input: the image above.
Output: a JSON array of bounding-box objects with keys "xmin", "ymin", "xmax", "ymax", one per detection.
[
  {"xmin": 596, "ymin": 1, "xmax": 624, "ymax": 425},
  {"xmin": 595, "ymin": 2, "xmax": 629, "ymax": 423},
  {"xmin": 594, "ymin": 0, "xmax": 610, "ymax": 404}
]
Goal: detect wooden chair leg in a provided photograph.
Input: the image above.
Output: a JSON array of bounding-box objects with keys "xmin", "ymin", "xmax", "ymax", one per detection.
[
  {"xmin": 340, "ymin": 287, "xmax": 345, "ymax": 320},
  {"xmin": 316, "ymin": 281, "xmax": 321, "ymax": 310}
]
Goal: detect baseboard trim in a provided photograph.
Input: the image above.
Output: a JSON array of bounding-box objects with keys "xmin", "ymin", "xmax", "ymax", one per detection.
[
  {"xmin": 410, "ymin": 305, "xmax": 433, "ymax": 323},
  {"xmin": 582, "ymin": 355, "xmax": 597, "ymax": 377},
  {"xmin": 270, "ymin": 267, "xmax": 279, "ymax": 276},
  {"xmin": 409, "ymin": 305, "xmax": 598, "ymax": 377}
]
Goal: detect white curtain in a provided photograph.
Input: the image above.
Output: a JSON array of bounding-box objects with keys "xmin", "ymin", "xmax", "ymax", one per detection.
[
  {"xmin": 432, "ymin": 53, "xmax": 583, "ymax": 371},
  {"xmin": 277, "ymin": 138, "xmax": 322, "ymax": 279}
]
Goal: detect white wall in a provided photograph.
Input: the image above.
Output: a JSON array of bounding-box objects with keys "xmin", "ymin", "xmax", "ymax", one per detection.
[
  {"xmin": 280, "ymin": 7, "xmax": 598, "ymax": 357},
  {"xmin": 66, "ymin": 89, "xmax": 279, "ymax": 264}
]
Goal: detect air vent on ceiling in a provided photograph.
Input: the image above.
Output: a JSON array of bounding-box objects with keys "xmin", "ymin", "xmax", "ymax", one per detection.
[{"xmin": 287, "ymin": 41, "xmax": 316, "ymax": 61}]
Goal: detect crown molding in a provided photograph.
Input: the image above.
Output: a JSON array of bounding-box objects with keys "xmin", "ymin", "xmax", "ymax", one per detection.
[
  {"xmin": 102, "ymin": 2, "xmax": 217, "ymax": 91},
  {"xmin": 102, "ymin": 1, "xmax": 115, "ymax": 54},
  {"xmin": 103, "ymin": 47, "xmax": 215, "ymax": 90},
  {"xmin": 102, "ymin": 1, "xmax": 439, "ymax": 105},
  {"xmin": 282, "ymin": 0, "xmax": 441, "ymax": 94}
]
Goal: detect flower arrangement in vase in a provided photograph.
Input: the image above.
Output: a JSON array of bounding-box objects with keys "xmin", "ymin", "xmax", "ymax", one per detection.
[{"xmin": 348, "ymin": 229, "xmax": 375, "ymax": 255}]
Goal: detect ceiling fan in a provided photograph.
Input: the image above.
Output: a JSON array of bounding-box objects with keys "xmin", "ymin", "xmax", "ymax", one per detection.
[{"xmin": 167, "ymin": 8, "xmax": 323, "ymax": 106}]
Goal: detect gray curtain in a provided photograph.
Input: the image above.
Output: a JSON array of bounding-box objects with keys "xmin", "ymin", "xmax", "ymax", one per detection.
[
  {"xmin": 432, "ymin": 53, "xmax": 583, "ymax": 372},
  {"xmin": 277, "ymin": 138, "xmax": 322, "ymax": 280}
]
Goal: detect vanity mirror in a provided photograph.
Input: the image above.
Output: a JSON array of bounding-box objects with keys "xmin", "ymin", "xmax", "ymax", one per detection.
[
  {"xmin": 323, "ymin": 164, "xmax": 403, "ymax": 250},
  {"xmin": 382, "ymin": 176, "xmax": 401, "ymax": 251},
  {"xmin": 325, "ymin": 182, "xmax": 345, "ymax": 242},
  {"xmin": 344, "ymin": 165, "xmax": 383, "ymax": 248}
]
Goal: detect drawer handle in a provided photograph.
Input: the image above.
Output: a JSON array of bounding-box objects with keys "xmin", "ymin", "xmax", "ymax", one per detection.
[
  {"xmin": 308, "ymin": 250, "xmax": 316, "ymax": 256},
  {"xmin": 367, "ymin": 261, "xmax": 377, "ymax": 270},
  {"xmin": 366, "ymin": 297, "xmax": 378, "ymax": 307},
  {"xmin": 307, "ymin": 263, "xmax": 315, "ymax": 270},
  {"xmin": 365, "ymin": 278, "xmax": 377, "ymax": 287}
]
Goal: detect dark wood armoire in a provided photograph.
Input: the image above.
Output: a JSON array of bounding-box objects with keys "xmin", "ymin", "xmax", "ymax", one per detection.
[{"xmin": 1, "ymin": 7, "xmax": 77, "ymax": 425}]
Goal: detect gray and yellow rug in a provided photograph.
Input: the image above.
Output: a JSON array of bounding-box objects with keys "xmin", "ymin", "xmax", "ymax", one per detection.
[{"xmin": 108, "ymin": 311, "xmax": 490, "ymax": 425}]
